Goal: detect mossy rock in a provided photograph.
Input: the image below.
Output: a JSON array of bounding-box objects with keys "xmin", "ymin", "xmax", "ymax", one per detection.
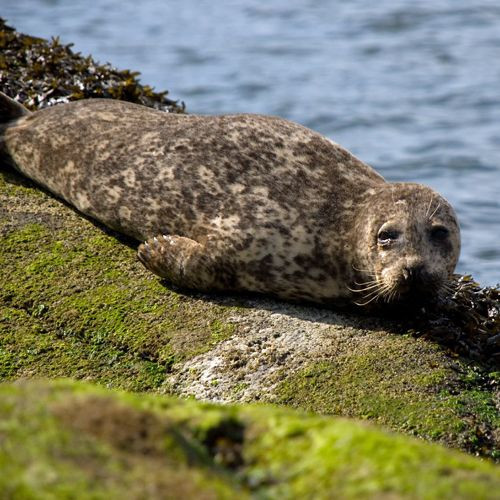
[
  {"xmin": 1, "ymin": 379, "xmax": 499, "ymax": 499},
  {"xmin": 0, "ymin": 18, "xmax": 498, "ymax": 476},
  {"xmin": 1, "ymin": 166, "xmax": 498, "ymax": 461},
  {"xmin": 0, "ymin": 168, "xmax": 241, "ymax": 391},
  {"xmin": 169, "ymin": 301, "xmax": 499, "ymax": 460}
]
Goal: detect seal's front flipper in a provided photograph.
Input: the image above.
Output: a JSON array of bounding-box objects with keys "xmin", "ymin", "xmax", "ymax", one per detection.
[{"xmin": 138, "ymin": 234, "xmax": 231, "ymax": 291}]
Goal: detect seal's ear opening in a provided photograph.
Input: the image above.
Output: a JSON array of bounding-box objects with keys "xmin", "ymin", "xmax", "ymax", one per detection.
[{"xmin": 0, "ymin": 91, "xmax": 30, "ymax": 124}]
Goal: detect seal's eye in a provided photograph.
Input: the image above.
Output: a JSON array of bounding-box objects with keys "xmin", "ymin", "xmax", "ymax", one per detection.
[
  {"xmin": 430, "ymin": 226, "xmax": 449, "ymax": 241},
  {"xmin": 378, "ymin": 229, "xmax": 400, "ymax": 245}
]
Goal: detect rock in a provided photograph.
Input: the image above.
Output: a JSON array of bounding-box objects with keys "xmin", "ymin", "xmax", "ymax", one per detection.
[
  {"xmin": 0, "ymin": 166, "xmax": 498, "ymax": 460},
  {"xmin": 1, "ymin": 379, "xmax": 499, "ymax": 499},
  {"xmin": 0, "ymin": 19, "xmax": 498, "ymax": 494}
]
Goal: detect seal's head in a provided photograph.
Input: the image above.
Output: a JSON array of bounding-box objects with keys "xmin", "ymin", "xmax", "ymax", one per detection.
[{"xmin": 350, "ymin": 183, "xmax": 460, "ymax": 306}]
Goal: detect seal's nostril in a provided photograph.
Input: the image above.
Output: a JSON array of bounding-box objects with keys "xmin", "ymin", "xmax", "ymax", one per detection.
[{"xmin": 402, "ymin": 264, "xmax": 426, "ymax": 283}]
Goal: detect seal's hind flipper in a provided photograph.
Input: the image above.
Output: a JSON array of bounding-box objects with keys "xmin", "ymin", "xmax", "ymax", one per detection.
[{"xmin": 0, "ymin": 91, "xmax": 30, "ymax": 124}]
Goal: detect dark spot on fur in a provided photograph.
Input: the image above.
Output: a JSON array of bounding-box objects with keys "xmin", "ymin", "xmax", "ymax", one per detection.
[
  {"xmin": 294, "ymin": 255, "xmax": 308, "ymax": 266},
  {"xmin": 233, "ymin": 235, "xmax": 253, "ymax": 251}
]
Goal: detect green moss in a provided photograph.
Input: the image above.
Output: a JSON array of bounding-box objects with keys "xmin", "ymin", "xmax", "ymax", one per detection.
[
  {"xmin": 1, "ymin": 379, "xmax": 498, "ymax": 499},
  {"xmin": 0, "ymin": 380, "xmax": 240, "ymax": 499},
  {"xmin": 275, "ymin": 336, "xmax": 498, "ymax": 458},
  {"xmin": 0, "ymin": 171, "xmax": 243, "ymax": 391},
  {"xmin": 210, "ymin": 320, "xmax": 236, "ymax": 342}
]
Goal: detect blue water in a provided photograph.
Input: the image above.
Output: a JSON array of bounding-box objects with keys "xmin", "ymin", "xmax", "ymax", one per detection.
[{"xmin": 3, "ymin": 0, "xmax": 500, "ymax": 285}]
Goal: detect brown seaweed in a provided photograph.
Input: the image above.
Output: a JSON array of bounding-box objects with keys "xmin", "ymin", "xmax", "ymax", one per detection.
[
  {"xmin": 0, "ymin": 18, "xmax": 184, "ymax": 113},
  {"xmin": 399, "ymin": 275, "xmax": 499, "ymax": 369}
]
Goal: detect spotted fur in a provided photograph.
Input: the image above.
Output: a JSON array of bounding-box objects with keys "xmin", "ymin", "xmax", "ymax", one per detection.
[{"xmin": 0, "ymin": 93, "xmax": 460, "ymax": 305}]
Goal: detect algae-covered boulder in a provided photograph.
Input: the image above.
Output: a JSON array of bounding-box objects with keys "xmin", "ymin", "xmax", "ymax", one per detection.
[
  {"xmin": 0, "ymin": 18, "xmax": 498, "ymax": 496},
  {"xmin": 1, "ymin": 166, "xmax": 498, "ymax": 461},
  {"xmin": 1, "ymin": 379, "xmax": 499, "ymax": 499}
]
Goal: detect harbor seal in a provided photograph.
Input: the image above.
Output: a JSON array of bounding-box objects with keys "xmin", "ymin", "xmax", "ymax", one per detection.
[{"xmin": 0, "ymin": 91, "xmax": 460, "ymax": 306}]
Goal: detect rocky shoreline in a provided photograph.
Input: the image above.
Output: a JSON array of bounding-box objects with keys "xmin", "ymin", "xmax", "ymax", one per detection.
[{"xmin": 0, "ymin": 19, "xmax": 498, "ymax": 498}]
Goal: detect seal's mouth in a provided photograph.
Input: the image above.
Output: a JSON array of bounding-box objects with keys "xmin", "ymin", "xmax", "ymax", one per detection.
[
  {"xmin": 349, "ymin": 269, "xmax": 445, "ymax": 307},
  {"xmin": 397, "ymin": 265, "xmax": 442, "ymax": 296},
  {"xmin": 395, "ymin": 284, "xmax": 434, "ymax": 303},
  {"xmin": 396, "ymin": 278, "xmax": 428, "ymax": 296}
]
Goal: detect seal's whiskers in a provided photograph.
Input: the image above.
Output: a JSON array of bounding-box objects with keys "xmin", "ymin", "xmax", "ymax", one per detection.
[
  {"xmin": 428, "ymin": 202, "xmax": 441, "ymax": 221},
  {"xmin": 354, "ymin": 283, "xmax": 392, "ymax": 306},
  {"xmin": 352, "ymin": 265, "xmax": 377, "ymax": 276},
  {"xmin": 347, "ymin": 279, "xmax": 381, "ymax": 293},
  {"xmin": 353, "ymin": 280, "xmax": 394, "ymax": 306},
  {"xmin": 425, "ymin": 196, "xmax": 434, "ymax": 219}
]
